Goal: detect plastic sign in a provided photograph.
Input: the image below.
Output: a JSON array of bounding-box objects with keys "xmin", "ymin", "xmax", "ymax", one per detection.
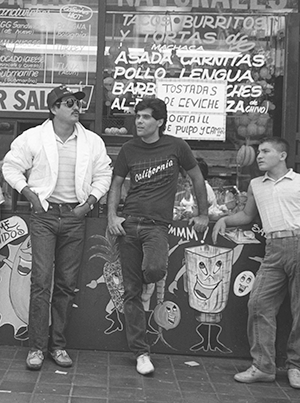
[{"xmin": 116, "ymin": 0, "xmax": 298, "ymax": 12}]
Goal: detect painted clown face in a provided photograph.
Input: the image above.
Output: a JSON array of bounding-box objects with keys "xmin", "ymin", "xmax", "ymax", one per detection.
[{"xmin": 234, "ymin": 271, "xmax": 255, "ymax": 297}]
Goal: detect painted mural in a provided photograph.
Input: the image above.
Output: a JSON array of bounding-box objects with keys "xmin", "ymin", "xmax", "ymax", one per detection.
[
  {"xmin": 0, "ymin": 216, "xmax": 267, "ymax": 357},
  {"xmin": 0, "ymin": 216, "xmax": 30, "ymax": 340}
]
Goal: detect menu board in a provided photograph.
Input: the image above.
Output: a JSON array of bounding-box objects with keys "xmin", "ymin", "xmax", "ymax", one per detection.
[
  {"xmin": 104, "ymin": 8, "xmax": 289, "ymax": 141},
  {"xmin": 0, "ymin": 1, "xmax": 98, "ymax": 112}
]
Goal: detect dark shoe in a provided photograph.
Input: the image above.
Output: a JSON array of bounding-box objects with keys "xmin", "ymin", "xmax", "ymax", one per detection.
[
  {"xmin": 288, "ymin": 368, "xmax": 300, "ymax": 389},
  {"xmin": 50, "ymin": 349, "xmax": 73, "ymax": 367},
  {"xmin": 234, "ymin": 365, "xmax": 275, "ymax": 383},
  {"xmin": 136, "ymin": 353, "xmax": 154, "ymax": 375},
  {"xmin": 26, "ymin": 350, "xmax": 44, "ymax": 370}
]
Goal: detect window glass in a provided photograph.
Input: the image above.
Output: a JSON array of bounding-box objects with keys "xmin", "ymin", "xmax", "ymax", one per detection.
[
  {"xmin": 0, "ymin": 0, "xmax": 98, "ymax": 114},
  {"xmin": 0, "ymin": 121, "xmax": 16, "ymax": 210},
  {"xmin": 103, "ymin": 10, "xmax": 286, "ymax": 144},
  {"xmin": 103, "ymin": 8, "xmax": 288, "ymax": 218}
]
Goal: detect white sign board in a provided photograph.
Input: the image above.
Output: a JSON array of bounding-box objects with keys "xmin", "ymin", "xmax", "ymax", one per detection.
[
  {"xmin": 156, "ymin": 78, "xmax": 227, "ymax": 141},
  {"xmin": 0, "ymin": 84, "xmax": 93, "ymax": 113}
]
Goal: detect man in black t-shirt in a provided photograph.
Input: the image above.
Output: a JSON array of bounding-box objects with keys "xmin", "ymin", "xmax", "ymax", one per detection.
[{"xmin": 107, "ymin": 98, "xmax": 208, "ymax": 375}]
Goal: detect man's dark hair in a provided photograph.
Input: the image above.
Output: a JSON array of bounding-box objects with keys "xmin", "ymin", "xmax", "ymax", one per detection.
[
  {"xmin": 259, "ymin": 136, "xmax": 289, "ymax": 157},
  {"xmin": 135, "ymin": 97, "xmax": 168, "ymax": 136},
  {"xmin": 196, "ymin": 157, "xmax": 209, "ymax": 180}
]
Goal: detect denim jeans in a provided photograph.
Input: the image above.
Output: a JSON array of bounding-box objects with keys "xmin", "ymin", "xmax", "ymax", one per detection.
[
  {"xmin": 29, "ymin": 203, "xmax": 86, "ymax": 353},
  {"xmin": 248, "ymin": 236, "xmax": 300, "ymax": 374},
  {"xmin": 119, "ymin": 216, "xmax": 169, "ymax": 357}
]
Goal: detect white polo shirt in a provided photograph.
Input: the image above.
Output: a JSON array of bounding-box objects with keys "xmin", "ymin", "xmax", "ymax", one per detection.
[{"xmin": 251, "ymin": 169, "xmax": 300, "ymax": 235}]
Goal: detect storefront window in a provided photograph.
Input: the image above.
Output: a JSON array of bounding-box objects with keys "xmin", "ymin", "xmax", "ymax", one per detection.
[
  {"xmin": 103, "ymin": 9, "xmax": 286, "ymax": 142},
  {"xmin": 103, "ymin": 3, "xmax": 293, "ymax": 219},
  {"xmin": 0, "ymin": 0, "xmax": 98, "ymax": 114},
  {"xmin": 0, "ymin": 121, "xmax": 16, "ymax": 210},
  {"xmin": 0, "ymin": 0, "xmax": 99, "ymax": 212}
]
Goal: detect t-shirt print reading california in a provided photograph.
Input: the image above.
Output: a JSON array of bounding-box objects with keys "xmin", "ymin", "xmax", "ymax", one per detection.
[
  {"xmin": 113, "ymin": 135, "xmax": 197, "ymax": 223},
  {"xmin": 132, "ymin": 157, "xmax": 174, "ymax": 185}
]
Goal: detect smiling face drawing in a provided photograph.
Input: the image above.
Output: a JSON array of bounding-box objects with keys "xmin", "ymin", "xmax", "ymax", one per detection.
[
  {"xmin": 194, "ymin": 259, "xmax": 223, "ymax": 301},
  {"xmin": 233, "ymin": 271, "xmax": 255, "ymax": 297},
  {"xmin": 185, "ymin": 245, "xmax": 233, "ymax": 314}
]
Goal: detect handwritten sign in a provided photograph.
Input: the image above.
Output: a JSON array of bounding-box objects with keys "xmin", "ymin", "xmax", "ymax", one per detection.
[
  {"xmin": 156, "ymin": 78, "xmax": 227, "ymax": 141},
  {"xmin": 0, "ymin": 216, "xmax": 28, "ymax": 249}
]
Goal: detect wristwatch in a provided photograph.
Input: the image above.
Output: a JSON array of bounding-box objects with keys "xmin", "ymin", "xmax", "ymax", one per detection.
[{"xmin": 86, "ymin": 200, "xmax": 94, "ymax": 211}]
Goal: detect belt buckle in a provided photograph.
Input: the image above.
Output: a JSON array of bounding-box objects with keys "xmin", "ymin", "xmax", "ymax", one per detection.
[{"xmin": 276, "ymin": 230, "xmax": 293, "ymax": 238}]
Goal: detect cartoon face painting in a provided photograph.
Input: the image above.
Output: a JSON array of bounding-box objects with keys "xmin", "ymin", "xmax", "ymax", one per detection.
[
  {"xmin": 185, "ymin": 245, "xmax": 233, "ymax": 320},
  {"xmin": 195, "ymin": 259, "xmax": 223, "ymax": 301},
  {"xmin": 234, "ymin": 271, "xmax": 255, "ymax": 297},
  {"xmin": 153, "ymin": 301, "xmax": 181, "ymax": 330}
]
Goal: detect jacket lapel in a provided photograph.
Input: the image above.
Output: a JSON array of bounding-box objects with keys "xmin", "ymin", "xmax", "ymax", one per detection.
[
  {"xmin": 41, "ymin": 120, "xmax": 59, "ymax": 178},
  {"xmin": 75, "ymin": 123, "xmax": 90, "ymax": 191}
]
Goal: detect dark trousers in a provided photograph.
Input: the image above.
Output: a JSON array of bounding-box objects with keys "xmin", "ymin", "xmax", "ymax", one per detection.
[{"xmin": 119, "ymin": 216, "xmax": 169, "ymax": 357}]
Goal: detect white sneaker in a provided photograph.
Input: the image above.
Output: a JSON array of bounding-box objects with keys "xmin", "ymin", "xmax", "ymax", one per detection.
[
  {"xmin": 288, "ymin": 368, "xmax": 300, "ymax": 389},
  {"xmin": 234, "ymin": 365, "xmax": 275, "ymax": 383},
  {"xmin": 136, "ymin": 353, "xmax": 154, "ymax": 375}
]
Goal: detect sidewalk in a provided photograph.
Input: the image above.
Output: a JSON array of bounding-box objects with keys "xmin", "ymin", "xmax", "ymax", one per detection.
[{"xmin": 0, "ymin": 346, "xmax": 299, "ymax": 403}]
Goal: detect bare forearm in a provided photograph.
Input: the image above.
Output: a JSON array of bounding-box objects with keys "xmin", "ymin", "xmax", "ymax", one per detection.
[
  {"xmin": 224, "ymin": 210, "xmax": 253, "ymax": 227},
  {"xmin": 194, "ymin": 183, "xmax": 208, "ymax": 216},
  {"xmin": 107, "ymin": 176, "xmax": 126, "ymax": 235},
  {"xmin": 107, "ymin": 185, "xmax": 122, "ymax": 220},
  {"xmin": 21, "ymin": 186, "xmax": 44, "ymax": 213},
  {"xmin": 186, "ymin": 165, "xmax": 208, "ymax": 217},
  {"xmin": 21, "ymin": 186, "xmax": 39, "ymax": 204}
]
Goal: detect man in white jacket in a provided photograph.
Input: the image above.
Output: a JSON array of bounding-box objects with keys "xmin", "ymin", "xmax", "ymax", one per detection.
[{"xmin": 3, "ymin": 85, "xmax": 112, "ymax": 370}]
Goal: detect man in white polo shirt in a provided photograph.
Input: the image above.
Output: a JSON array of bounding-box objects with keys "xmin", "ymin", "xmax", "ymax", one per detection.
[
  {"xmin": 3, "ymin": 85, "xmax": 112, "ymax": 370},
  {"xmin": 212, "ymin": 137, "xmax": 300, "ymax": 389}
]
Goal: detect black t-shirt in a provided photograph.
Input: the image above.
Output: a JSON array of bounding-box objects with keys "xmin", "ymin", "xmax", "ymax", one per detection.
[{"xmin": 113, "ymin": 135, "xmax": 197, "ymax": 223}]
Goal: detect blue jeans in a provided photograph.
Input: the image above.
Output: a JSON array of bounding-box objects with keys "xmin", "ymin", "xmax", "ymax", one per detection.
[
  {"xmin": 248, "ymin": 236, "xmax": 300, "ymax": 374},
  {"xmin": 29, "ymin": 203, "xmax": 86, "ymax": 353},
  {"xmin": 119, "ymin": 216, "xmax": 169, "ymax": 357}
]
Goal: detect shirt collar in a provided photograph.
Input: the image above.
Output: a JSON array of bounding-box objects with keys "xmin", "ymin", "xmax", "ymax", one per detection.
[
  {"xmin": 55, "ymin": 126, "xmax": 78, "ymax": 144},
  {"xmin": 262, "ymin": 168, "xmax": 295, "ymax": 183}
]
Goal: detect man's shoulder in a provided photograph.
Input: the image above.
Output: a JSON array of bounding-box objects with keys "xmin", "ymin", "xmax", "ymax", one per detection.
[
  {"xmin": 18, "ymin": 120, "xmax": 49, "ymax": 139},
  {"xmin": 251, "ymin": 175, "xmax": 264, "ymax": 184},
  {"xmin": 75, "ymin": 123, "xmax": 97, "ymax": 137},
  {"xmin": 289, "ymin": 170, "xmax": 300, "ymax": 179},
  {"xmin": 120, "ymin": 137, "xmax": 140, "ymax": 149},
  {"xmin": 163, "ymin": 134, "xmax": 184, "ymax": 143},
  {"xmin": 163, "ymin": 135, "xmax": 192, "ymax": 150},
  {"xmin": 76, "ymin": 123, "xmax": 107, "ymax": 144}
]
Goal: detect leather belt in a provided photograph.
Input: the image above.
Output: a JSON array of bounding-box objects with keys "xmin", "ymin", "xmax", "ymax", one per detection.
[
  {"xmin": 48, "ymin": 202, "xmax": 79, "ymax": 209},
  {"xmin": 123, "ymin": 214, "xmax": 168, "ymax": 227},
  {"xmin": 266, "ymin": 229, "xmax": 300, "ymax": 239}
]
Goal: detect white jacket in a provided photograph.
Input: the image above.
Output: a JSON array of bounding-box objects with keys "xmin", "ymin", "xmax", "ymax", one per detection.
[{"xmin": 3, "ymin": 119, "xmax": 112, "ymax": 210}]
